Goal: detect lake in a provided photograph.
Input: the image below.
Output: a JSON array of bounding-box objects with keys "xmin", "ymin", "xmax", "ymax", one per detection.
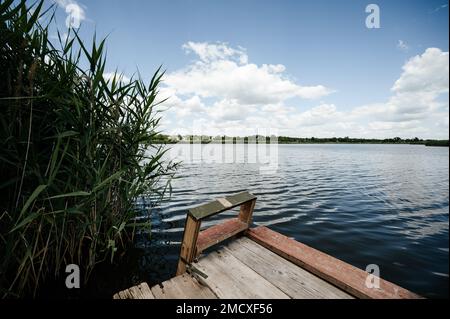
[{"xmin": 132, "ymin": 144, "xmax": 449, "ymax": 299}]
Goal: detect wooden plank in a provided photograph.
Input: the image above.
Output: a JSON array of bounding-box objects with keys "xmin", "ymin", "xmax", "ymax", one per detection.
[
  {"xmin": 112, "ymin": 292, "xmax": 120, "ymax": 299},
  {"xmin": 176, "ymin": 215, "xmax": 201, "ymax": 275},
  {"xmin": 225, "ymin": 192, "xmax": 257, "ymax": 206},
  {"xmin": 189, "ymin": 201, "xmax": 224, "ymax": 220},
  {"xmin": 113, "ymin": 282, "xmax": 154, "ymax": 299},
  {"xmin": 225, "ymin": 237, "xmax": 354, "ymax": 299},
  {"xmin": 189, "ymin": 192, "xmax": 257, "ymax": 220},
  {"xmin": 126, "ymin": 286, "xmax": 142, "ymax": 299},
  {"xmin": 135, "ymin": 282, "xmax": 154, "ymax": 299},
  {"xmin": 238, "ymin": 199, "xmax": 256, "ymax": 224},
  {"xmin": 150, "ymin": 274, "xmax": 217, "ymax": 299},
  {"xmin": 194, "ymin": 248, "xmax": 290, "ymax": 299},
  {"xmin": 246, "ymin": 226, "xmax": 422, "ymax": 299},
  {"xmin": 196, "ymin": 218, "xmax": 248, "ymax": 254},
  {"xmin": 113, "ymin": 289, "xmax": 128, "ymax": 299},
  {"xmin": 121, "ymin": 290, "xmax": 130, "ymax": 299}
]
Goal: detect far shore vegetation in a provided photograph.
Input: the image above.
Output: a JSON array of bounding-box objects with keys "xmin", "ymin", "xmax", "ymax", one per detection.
[{"xmin": 153, "ymin": 134, "xmax": 449, "ymax": 147}]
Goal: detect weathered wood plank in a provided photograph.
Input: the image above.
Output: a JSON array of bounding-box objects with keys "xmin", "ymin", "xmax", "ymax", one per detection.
[
  {"xmin": 136, "ymin": 282, "xmax": 154, "ymax": 299},
  {"xmin": 195, "ymin": 248, "xmax": 290, "ymax": 299},
  {"xmin": 113, "ymin": 291, "xmax": 120, "ymax": 299},
  {"xmin": 225, "ymin": 237, "xmax": 354, "ymax": 299},
  {"xmin": 150, "ymin": 274, "xmax": 217, "ymax": 299},
  {"xmin": 246, "ymin": 226, "xmax": 422, "ymax": 299},
  {"xmin": 196, "ymin": 218, "xmax": 248, "ymax": 254},
  {"xmin": 116, "ymin": 290, "xmax": 127, "ymax": 299},
  {"xmin": 238, "ymin": 199, "xmax": 256, "ymax": 224},
  {"xmin": 176, "ymin": 215, "xmax": 201, "ymax": 275},
  {"xmin": 225, "ymin": 192, "xmax": 257, "ymax": 207},
  {"xmin": 126, "ymin": 286, "xmax": 141, "ymax": 299},
  {"xmin": 113, "ymin": 282, "xmax": 154, "ymax": 299},
  {"xmin": 189, "ymin": 192, "xmax": 257, "ymax": 220}
]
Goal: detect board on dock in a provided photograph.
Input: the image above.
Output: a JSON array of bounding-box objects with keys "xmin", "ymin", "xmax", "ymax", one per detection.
[
  {"xmin": 114, "ymin": 192, "xmax": 422, "ymax": 299},
  {"xmin": 114, "ymin": 235, "xmax": 353, "ymax": 299}
]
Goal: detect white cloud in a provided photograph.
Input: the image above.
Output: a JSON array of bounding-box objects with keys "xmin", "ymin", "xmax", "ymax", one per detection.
[
  {"xmin": 430, "ymin": 4, "xmax": 448, "ymax": 13},
  {"xmin": 261, "ymin": 64, "xmax": 286, "ymax": 73},
  {"xmin": 352, "ymin": 48, "xmax": 449, "ymax": 124},
  {"xmin": 397, "ymin": 40, "xmax": 409, "ymax": 52},
  {"xmin": 103, "ymin": 72, "xmax": 131, "ymax": 84},
  {"xmin": 164, "ymin": 42, "xmax": 333, "ymax": 107},
  {"xmin": 294, "ymin": 104, "xmax": 340, "ymax": 127},
  {"xmin": 161, "ymin": 45, "xmax": 449, "ymax": 139},
  {"xmin": 393, "ymin": 48, "xmax": 449, "ymax": 94},
  {"xmin": 182, "ymin": 41, "xmax": 248, "ymax": 64},
  {"xmin": 176, "ymin": 95, "xmax": 206, "ymax": 117},
  {"xmin": 436, "ymin": 114, "xmax": 449, "ymax": 128},
  {"xmin": 368, "ymin": 120, "xmax": 421, "ymax": 131},
  {"xmin": 207, "ymin": 99, "xmax": 255, "ymax": 121}
]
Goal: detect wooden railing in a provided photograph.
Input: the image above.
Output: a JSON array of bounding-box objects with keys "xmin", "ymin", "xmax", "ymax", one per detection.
[{"xmin": 176, "ymin": 191, "xmax": 257, "ymax": 275}]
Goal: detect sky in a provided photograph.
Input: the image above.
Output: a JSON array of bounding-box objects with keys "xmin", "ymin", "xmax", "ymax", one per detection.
[{"xmin": 48, "ymin": 0, "xmax": 449, "ymax": 139}]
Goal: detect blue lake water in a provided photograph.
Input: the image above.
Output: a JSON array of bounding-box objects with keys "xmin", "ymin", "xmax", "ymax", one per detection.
[{"xmin": 134, "ymin": 144, "xmax": 449, "ymax": 298}]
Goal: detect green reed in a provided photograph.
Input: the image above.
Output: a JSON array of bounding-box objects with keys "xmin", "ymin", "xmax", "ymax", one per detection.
[{"xmin": 0, "ymin": 0, "xmax": 177, "ymax": 298}]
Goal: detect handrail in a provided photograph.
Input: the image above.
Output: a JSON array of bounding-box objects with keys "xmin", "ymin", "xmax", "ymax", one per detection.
[
  {"xmin": 188, "ymin": 192, "xmax": 257, "ymax": 220},
  {"xmin": 176, "ymin": 191, "xmax": 257, "ymax": 275}
]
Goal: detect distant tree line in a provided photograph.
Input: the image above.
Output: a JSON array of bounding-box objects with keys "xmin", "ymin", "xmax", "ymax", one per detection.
[{"xmin": 152, "ymin": 134, "xmax": 449, "ymax": 147}]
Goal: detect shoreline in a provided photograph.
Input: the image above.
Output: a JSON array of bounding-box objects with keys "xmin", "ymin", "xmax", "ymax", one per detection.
[{"xmin": 153, "ymin": 141, "xmax": 449, "ymax": 147}]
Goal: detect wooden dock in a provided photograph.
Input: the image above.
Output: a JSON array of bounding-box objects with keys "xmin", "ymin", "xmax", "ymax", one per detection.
[{"xmin": 114, "ymin": 192, "xmax": 422, "ymax": 299}]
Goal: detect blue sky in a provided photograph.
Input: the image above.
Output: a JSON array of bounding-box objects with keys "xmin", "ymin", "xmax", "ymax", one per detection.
[{"xmin": 49, "ymin": 0, "xmax": 449, "ymax": 139}]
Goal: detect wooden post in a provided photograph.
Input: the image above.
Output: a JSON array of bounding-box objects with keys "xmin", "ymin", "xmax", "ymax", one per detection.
[
  {"xmin": 238, "ymin": 199, "xmax": 256, "ymax": 225},
  {"xmin": 176, "ymin": 214, "xmax": 201, "ymax": 275},
  {"xmin": 176, "ymin": 192, "xmax": 257, "ymax": 276}
]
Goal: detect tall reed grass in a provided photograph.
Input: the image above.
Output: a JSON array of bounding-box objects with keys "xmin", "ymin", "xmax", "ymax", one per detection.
[{"xmin": 0, "ymin": 0, "xmax": 177, "ymax": 298}]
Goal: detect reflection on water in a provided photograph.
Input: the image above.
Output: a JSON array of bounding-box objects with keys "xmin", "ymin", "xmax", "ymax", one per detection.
[{"xmin": 135, "ymin": 144, "xmax": 449, "ymax": 298}]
